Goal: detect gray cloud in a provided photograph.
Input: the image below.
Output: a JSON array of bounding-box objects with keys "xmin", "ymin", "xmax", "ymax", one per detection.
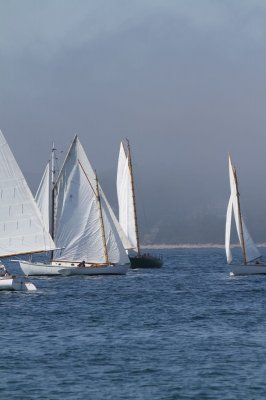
[{"xmin": 1, "ymin": 0, "xmax": 266, "ymax": 244}]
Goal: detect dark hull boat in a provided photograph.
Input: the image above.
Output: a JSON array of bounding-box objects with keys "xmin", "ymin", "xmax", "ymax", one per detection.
[
  {"xmin": 129, "ymin": 254, "xmax": 163, "ymax": 269},
  {"xmin": 117, "ymin": 140, "xmax": 163, "ymax": 269}
]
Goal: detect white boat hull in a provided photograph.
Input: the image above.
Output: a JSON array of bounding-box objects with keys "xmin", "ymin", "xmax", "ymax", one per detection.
[
  {"xmin": 17, "ymin": 260, "xmax": 129, "ymax": 276},
  {"xmin": 60, "ymin": 264, "xmax": 129, "ymax": 276},
  {"xmin": 0, "ymin": 276, "xmax": 37, "ymax": 291},
  {"xmin": 230, "ymin": 264, "xmax": 266, "ymax": 276},
  {"xmin": 18, "ymin": 261, "xmax": 68, "ymax": 276}
]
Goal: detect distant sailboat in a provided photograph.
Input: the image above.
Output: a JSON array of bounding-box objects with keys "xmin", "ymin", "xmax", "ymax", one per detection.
[
  {"xmin": 18, "ymin": 136, "xmax": 129, "ymax": 276},
  {"xmin": 0, "ymin": 129, "xmax": 57, "ymax": 290},
  {"xmin": 225, "ymin": 154, "xmax": 265, "ymax": 275},
  {"xmin": 117, "ymin": 140, "xmax": 163, "ymax": 268}
]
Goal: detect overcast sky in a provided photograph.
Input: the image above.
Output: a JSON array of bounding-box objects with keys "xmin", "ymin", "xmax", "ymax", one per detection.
[{"xmin": 1, "ymin": 0, "xmax": 266, "ymax": 243}]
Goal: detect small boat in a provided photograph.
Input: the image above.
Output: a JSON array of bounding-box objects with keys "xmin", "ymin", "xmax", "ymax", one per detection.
[
  {"xmin": 17, "ymin": 136, "xmax": 129, "ymax": 276},
  {"xmin": 0, "ymin": 276, "xmax": 36, "ymax": 291},
  {"xmin": 225, "ymin": 154, "xmax": 265, "ymax": 275},
  {"xmin": 0, "ymin": 264, "xmax": 36, "ymax": 291},
  {"xmin": 117, "ymin": 140, "xmax": 163, "ymax": 268}
]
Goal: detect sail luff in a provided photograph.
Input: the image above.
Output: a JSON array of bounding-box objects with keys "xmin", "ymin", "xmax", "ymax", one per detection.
[
  {"xmin": 51, "ymin": 143, "xmax": 56, "ymax": 240},
  {"xmin": 117, "ymin": 142, "xmax": 136, "ymax": 250},
  {"xmin": 231, "ymin": 161, "xmax": 247, "ymax": 264},
  {"xmin": 127, "ymin": 140, "xmax": 140, "ymax": 255},
  {"xmin": 54, "ymin": 135, "xmax": 78, "ymax": 188}
]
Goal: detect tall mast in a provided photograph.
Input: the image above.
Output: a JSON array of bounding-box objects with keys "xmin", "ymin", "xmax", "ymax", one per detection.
[
  {"xmin": 95, "ymin": 171, "xmax": 109, "ymax": 264},
  {"xmin": 126, "ymin": 139, "xmax": 141, "ymax": 256},
  {"xmin": 51, "ymin": 142, "xmax": 56, "ymax": 240},
  {"xmin": 231, "ymin": 160, "xmax": 247, "ymax": 264}
]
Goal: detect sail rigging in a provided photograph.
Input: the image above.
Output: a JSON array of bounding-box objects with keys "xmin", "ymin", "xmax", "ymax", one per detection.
[
  {"xmin": 117, "ymin": 141, "xmax": 140, "ymax": 253},
  {"xmin": 226, "ymin": 155, "xmax": 260, "ymax": 264},
  {"xmin": 51, "ymin": 136, "xmax": 129, "ymax": 265}
]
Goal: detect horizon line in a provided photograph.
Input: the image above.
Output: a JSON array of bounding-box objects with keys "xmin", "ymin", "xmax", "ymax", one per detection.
[{"xmin": 141, "ymin": 243, "xmax": 266, "ymax": 249}]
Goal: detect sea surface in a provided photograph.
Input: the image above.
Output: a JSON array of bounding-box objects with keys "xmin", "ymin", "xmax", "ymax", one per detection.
[{"xmin": 1, "ymin": 248, "xmax": 266, "ymax": 400}]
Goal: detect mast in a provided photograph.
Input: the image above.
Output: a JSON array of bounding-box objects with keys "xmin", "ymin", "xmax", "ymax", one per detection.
[
  {"xmin": 126, "ymin": 139, "xmax": 141, "ymax": 256},
  {"xmin": 95, "ymin": 171, "xmax": 109, "ymax": 264},
  {"xmin": 51, "ymin": 142, "xmax": 56, "ymax": 239},
  {"xmin": 232, "ymin": 160, "xmax": 247, "ymax": 264}
]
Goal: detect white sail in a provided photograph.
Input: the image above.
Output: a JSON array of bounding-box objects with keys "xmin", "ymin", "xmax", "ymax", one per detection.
[
  {"xmin": 225, "ymin": 195, "xmax": 233, "ymax": 264},
  {"xmin": 228, "ymin": 155, "xmax": 260, "ymax": 263},
  {"xmin": 241, "ymin": 219, "xmax": 261, "ymax": 263},
  {"xmin": 101, "ymin": 191, "xmax": 133, "ymax": 250},
  {"xmin": 53, "ymin": 136, "xmax": 129, "ymax": 265},
  {"xmin": 35, "ymin": 162, "xmax": 51, "ymax": 233},
  {"xmin": 0, "ymin": 130, "xmax": 56, "ymax": 256},
  {"xmin": 101, "ymin": 188, "xmax": 130, "ymax": 265},
  {"xmin": 117, "ymin": 142, "xmax": 137, "ymax": 250}
]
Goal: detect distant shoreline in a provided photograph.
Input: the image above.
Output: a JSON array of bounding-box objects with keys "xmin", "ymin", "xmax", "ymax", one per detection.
[{"xmin": 141, "ymin": 243, "xmax": 266, "ymax": 249}]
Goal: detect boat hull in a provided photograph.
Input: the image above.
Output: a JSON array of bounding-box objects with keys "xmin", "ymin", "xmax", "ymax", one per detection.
[
  {"xmin": 60, "ymin": 264, "xmax": 129, "ymax": 276},
  {"xmin": 0, "ymin": 276, "xmax": 37, "ymax": 291},
  {"xmin": 17, "ymin": 260, "xmax": 129, "ymax": 276},
  {"xmin": 230, "ymin": 264, "xmax": 266, "ymax": 276},
  {"xmin": 129, "ymin": 254, "xmax": 163, "ymax": 269},
  {"xmin": 18, "ymin": 261, "xmax": 66, "ymax": 276}
]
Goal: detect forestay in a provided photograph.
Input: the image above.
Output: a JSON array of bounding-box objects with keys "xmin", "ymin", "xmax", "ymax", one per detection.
[
  {"xmin": 53, "ymin": 136, "xmax": 129, "ymax": 265},
  {"xmin": 0, "ymin": 130, "xmax": 55, "ymax": 257},
  {"xmin": 117, "ymin": 142, "xmax": 137, "ymax": 250}
]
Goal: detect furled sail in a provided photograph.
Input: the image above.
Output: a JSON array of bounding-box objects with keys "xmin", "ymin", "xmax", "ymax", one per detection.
[
  {"xmin": 35, "ymin": 162, "xmax": 51, "ymax": 233},
  {"xmin": 0, "ymin": 130, "xmax": 56, "ymax": 257},
  {"xmin": 116, "ymin": 142, "xmax": 137, "ymax": 251},
  {"xmin": 53, "ymin": 136, "xmax": 129, "ymax": 265},
  {"xmin": 227, "ymin": 155, "xmax": 260, "ymax": 263}
]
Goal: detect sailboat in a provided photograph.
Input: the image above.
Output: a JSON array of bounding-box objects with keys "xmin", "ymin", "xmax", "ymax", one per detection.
[
  {"xmin": 0, "ymin": 129, "xmax": 57, "ymax": 291},
  {"xmin": 0, "ymin": 265, "xmax": 36, "ymax": 291},
  {"xmin": 17, "ymin": 136, "xmax": 129, "ymax": 276},
  {"xmin": 225, "ymin": 154, "xmax": 266, "ymax": 275},
  {"xmin": 117, "ymin": 140, "xmax": 163, "ymax": 268}
]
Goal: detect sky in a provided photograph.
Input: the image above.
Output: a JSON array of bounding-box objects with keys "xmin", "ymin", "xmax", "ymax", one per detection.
[{"xmin": 1, "ymin": 0, "xmax": 266, "ymax": 244}]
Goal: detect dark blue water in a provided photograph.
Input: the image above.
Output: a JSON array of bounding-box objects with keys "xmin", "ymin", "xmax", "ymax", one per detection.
[{"xmin": 1, "ymin": 248, "xmax": 266, "ymax": 400}]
